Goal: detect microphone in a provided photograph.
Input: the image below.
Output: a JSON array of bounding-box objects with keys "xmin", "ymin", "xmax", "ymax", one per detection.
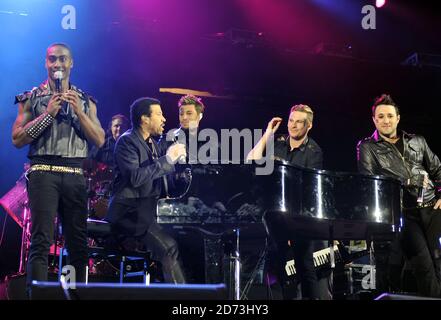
[
  {"xmin": 171, "ymin": 128, "xmax": 187, "ymax": 163},
  {"xmin": 417, "ymin": 173, "xmax": 428, "ymax": 204},
  {"xmin": 162, "ymin": 128, "xmax": 185, "ymax": 163},
  {"xmin": 172, "ymin": 127, "xmax": 181, "ymax": 143},
  {"xmin": 53, "ymin": 71, "xmax": 69, "ymax": 116},
  {"xmin": 54, "ymin": 71, "xmax": 63, "ymax": 93}
]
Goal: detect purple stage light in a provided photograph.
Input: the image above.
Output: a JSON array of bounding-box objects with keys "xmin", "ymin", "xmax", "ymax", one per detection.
[{"xmin": 376, "ymin": 0, "xmax": 386, "ymax": 8}]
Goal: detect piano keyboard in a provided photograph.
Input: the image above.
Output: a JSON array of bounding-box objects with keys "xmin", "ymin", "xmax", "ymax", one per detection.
[{"xmin": 285, "ymin": 245, "xmax": 340, "ymax": 276}]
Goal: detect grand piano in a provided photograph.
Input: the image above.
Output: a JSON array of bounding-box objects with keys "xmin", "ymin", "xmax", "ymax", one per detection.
[
  {"xmin": 157, "ymin": 161, "xmax": 402, "ymax": 298},
  {"xmin": 158, "ymin": 161, "xmax": 401, "ymax": 239},
  {"xmin": 0, "ymin": 161, "xmax": 402, "ymax": 298}
]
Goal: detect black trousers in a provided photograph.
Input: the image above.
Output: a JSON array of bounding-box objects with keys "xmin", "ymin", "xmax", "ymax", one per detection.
[
  {"xmin": 401, "ymin": 206, "xmax": 441, "ymax": 297},
  {"xmin": 373, "ymin": 235, "xmax": 406, "ymax": 294},
  {"xmin": 26, "ymin": 171, "xmax": 88, "ymax": 293},
  {"xmin": 269, "ymin": 238, "xmax": 319, "ymax": 300},
  {"xmin": 106, "ymin": 197, "xmax": 186, "ymax": 284}
]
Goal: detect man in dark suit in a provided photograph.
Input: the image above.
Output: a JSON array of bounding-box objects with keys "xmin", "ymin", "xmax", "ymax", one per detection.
[{"xmin": 106, "ymin": 97, "xmax": 187, "ymax": 283}]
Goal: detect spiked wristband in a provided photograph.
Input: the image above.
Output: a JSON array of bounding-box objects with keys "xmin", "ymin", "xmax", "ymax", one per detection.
[{"xmin": 24, "ymin": 112, "xmax": 55, "ymax": 139}]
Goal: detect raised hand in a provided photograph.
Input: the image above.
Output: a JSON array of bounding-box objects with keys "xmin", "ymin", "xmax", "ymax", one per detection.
[{"xmin": 265, "ymin": 117, "xmax": 283, "ymax": 135}]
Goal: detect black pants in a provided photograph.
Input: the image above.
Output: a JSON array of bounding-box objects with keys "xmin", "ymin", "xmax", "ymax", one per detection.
[
  {"xmin": 26, "ymin": 171, "xmax": 88, "ymax": 294},
  {"xmin": 374, "ymin": 235, "xmax": 406, "ymax": 294},
  {"xmin": 106, "ymin": 197, "xmax": 186, "ymax": 284},
  {"xmin": 270, "ymin": 238, "xmax": 319, "ymax": 300},
  {"xmin": 401, "ymin": 206, "xmax": 441, "ymax": 297}
]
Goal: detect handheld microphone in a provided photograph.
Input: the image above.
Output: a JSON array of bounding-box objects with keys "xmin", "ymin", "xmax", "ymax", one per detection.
[
  {"xmin": 54, "ymin": 71, "xmax": 63, "ymax": 93},
  {"xmin": 417, "ymin": 173, "xmax": 428, "ymax": 204},
  {"xmin": 164, "ymin": 128, "xmax": 186, "ymax": 163},
  {"xmin": 53, "ymin": 71, "xmax": 69, "ymax": 116},
  {"xmin": 172, "ymin": 127, "xmax": 181, "ymax": 144}
]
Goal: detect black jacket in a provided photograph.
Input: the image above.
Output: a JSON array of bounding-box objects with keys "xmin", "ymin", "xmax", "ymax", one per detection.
[
  {"xmin": 111, "ymin": 128, "xmax": 175, "ymax": 199},
  {"xmin": 357, "ymin": 130, "xmax": 441, "ymax": 207}
]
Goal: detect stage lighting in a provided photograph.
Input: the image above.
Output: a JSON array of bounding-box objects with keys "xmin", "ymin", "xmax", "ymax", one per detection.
[{"xmin": 376, "ymin": 0, "xmax": 386, "ymax": 8}]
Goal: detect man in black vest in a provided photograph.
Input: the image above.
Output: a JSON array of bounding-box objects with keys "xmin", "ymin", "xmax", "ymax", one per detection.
[{"xmin": 12, "ymin": 43, "xmax": 105, "ymax": 297}]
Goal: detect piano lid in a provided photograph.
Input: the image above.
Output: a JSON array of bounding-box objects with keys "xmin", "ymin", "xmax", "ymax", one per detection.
[{"xmin": 158, "ymin": 161, "xmax": 402, "ymax": 240}]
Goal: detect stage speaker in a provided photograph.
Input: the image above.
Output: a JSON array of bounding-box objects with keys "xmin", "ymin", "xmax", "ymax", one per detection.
[
  {"xmin": 4, "ymin": 273, "xmax": 59, "ymax": 300},
  {"xmin": 31, "ymin": 281, "xmax": 227, "ymax": 300},
  {"xmin": 375, "ymin": 293, "xmax": 441, "ymax": 300}
]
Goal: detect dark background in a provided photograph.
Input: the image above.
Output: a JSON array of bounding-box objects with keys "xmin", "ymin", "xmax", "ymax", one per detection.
[{"xmin": 1, "ymin": 0, "xmax": 440, "ymax": 278}]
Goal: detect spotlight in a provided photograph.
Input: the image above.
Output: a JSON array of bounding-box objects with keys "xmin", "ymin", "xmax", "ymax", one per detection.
[{"xmin": 375, "ymin": 0, "xmax": 386, "ymax": 8}]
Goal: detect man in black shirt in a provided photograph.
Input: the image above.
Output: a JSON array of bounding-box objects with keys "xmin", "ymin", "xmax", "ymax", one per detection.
[
  {"xmin": 357, "ymin": 94, "xmax": 441, "ymax": 297},
  {"xmin": 158, "ymin": 94, "xmax": 219, "ymax": 197},
  {"xmin": 248, "ymin": 104, "xmax": 323, "ymax": 299},
  {"xmin": 159, "ymin": 94, "xmax": 208, "ymax": 164},
  {"xmin": 89, "ymin": 114, "xmax": 129, "ymax": 168},
  {"xmin": 248, "ymin": 106, "xmax": 322, "ymax": 169},
  {"xmin": 87, "ymin": 114, "xmax": 129, "ymax": 219}
]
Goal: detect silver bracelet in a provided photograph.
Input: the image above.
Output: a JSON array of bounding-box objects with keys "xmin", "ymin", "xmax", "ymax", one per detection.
[{"xmin": 24, "ymin": 112, "xmax": 55, "ymax": 139}]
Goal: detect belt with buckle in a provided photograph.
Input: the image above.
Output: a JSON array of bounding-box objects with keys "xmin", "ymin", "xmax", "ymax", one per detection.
[
  {"xmin": 404, "ymin": 199, "xmax": 437, "ymax": 210},
  {"xmin": 417, "ymin": 199, "xmax": 437, "ymax": 208},
  {"xmin": 27, "ymin": 164, "xmax": 84, "ymax": 175}
]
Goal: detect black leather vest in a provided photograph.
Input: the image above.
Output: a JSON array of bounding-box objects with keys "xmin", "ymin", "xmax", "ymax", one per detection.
[{"xmin": 15, "ymin": 81, "xmax": 95, "ymax": 159}]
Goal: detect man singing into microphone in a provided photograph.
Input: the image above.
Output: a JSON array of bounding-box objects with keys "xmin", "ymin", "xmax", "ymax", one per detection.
[
  {"xmin": 105, "ymin": 97, "xmax": 187, "ymax": 284},
  {"xmin": 357, "ymin": 94, "xmax": 441, "ymax": 297},
  {"xmin": 12, "ymin": 43, "xmax": 105, "ymax": 297}
]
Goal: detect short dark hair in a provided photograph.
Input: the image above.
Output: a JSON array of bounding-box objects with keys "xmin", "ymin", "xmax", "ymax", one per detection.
[
  {"xmin": 372, "ymin": 94, "xmax": 400, "ymax": 117},
  {"xmin": 130, "ymin": 97, "xmax": 161, "ymax": 128},
  {"xmin": 109, "ymin": 114, "xmax": 129, "ymax": 130},
  {"xmin": 46, "ymin": 43, "xmax": 73, "ymax": 57},
  {"xmin": 178, "ymin": 94, "xmax": 205, "ymax": 114}
]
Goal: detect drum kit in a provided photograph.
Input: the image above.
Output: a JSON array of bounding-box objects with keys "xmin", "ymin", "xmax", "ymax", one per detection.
[
  {"xmin": 82, "ymin": 159, "xmax": 114, "ymax": 220},
  {"xmin": 0, "ymin": 171, "xmax": 30, "ymax": 274}
]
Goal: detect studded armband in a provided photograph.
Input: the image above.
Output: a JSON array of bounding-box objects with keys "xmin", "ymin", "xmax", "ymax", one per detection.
[{"xmin": 24, "ymin": 112, "xmax": 55, "ymax": 139}]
